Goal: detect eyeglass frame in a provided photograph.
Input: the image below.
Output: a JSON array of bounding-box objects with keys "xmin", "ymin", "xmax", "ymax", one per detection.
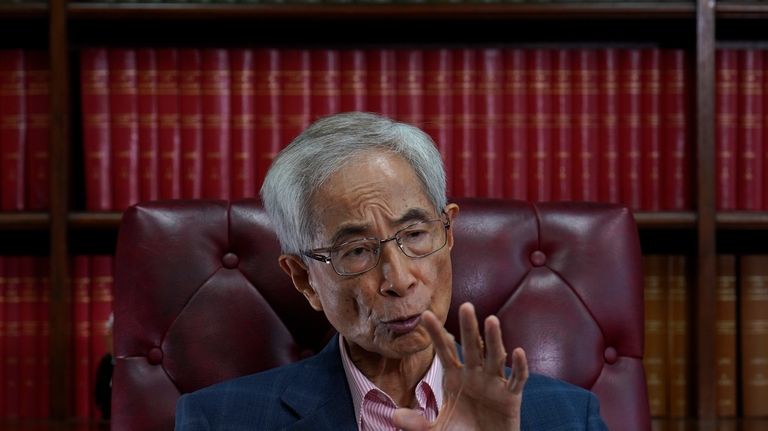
[{"xmin": 302, "ymin": 212, "xmax": 452, "ymax": 277}]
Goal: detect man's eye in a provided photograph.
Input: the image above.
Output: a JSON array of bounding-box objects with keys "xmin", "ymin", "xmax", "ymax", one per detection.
[
  {"xmin": 403, "ymin": 229, "xmax": 427, "ymax": 240},
  {"xmin": 342, "ymin": 245, "xmax": 374, "ymax": 259}
]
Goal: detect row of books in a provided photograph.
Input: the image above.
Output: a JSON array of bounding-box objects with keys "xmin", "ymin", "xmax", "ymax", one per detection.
[
  {"xmin": 0, "ymin": 255, "xmax": 50, "ymax": 420},
  {"xmin": 716, "ymin": 49, "xmax": 768, "ymax": 211},
  {"xmin": 0, "ymin": 50, "xmax": 50, "ymax": 212},
  {"xmin": 643, "ymin": 254, "xmax": 768, "ymax": 419},
  {"xmin": 79, "ymin": 46, "xmax": 694, "ymax": 212}
]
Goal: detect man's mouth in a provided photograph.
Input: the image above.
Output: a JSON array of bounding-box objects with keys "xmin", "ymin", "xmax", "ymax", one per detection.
[{"xmin": 383, "ymin": 314, "xmax": 422, "ymax": 334}]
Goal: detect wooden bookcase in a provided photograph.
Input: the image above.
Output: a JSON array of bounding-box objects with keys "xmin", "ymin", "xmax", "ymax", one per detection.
[{"xmin": 3, "ymin": 0, "xmax": 768, "ymax": 428}]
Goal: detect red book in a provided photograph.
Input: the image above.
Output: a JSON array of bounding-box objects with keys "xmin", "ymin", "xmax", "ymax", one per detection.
[
  {"xmin": 201, "ymin": 49, "xmax": 231, "ymax": 200},
  {"xmin": 109, "ymin": 49, "xmax": 140, "ymax": 211},
  {"xmin": 340, "ymin": 49, "xmax": 367, "ymax": 112},
  {"xmin": 477, "ymin": 48, "xmax": 503, "ymax": 199},
  {"xmin": 281, "ymin": 49, "xmax": 311, "ymax": 145},
  {"xmin": 453, "ymin": 48, "xmax": 477, "ymax": 198},
  {"xmin": 137, "ymin": 49, "xmax": 159, "ymax": 203},
  {"xmin": 36, "ymin": 257, "xmax": 50, "ymax": 419},
  {"xmin": 254, "ymin": 48, "xmax": 282, "ymax": 191},
  {"xmin": 367, "ymin": 49, "xmax": 397, "ymax": 118},
  {"xmin": 598, "ymin": 48, "xmax": 620, "ymax": 204},
  {"xmin": 396, "ymin": 49, "xmax": 424, "ymax": 128},
  {"xmin": 0, "ymin": 49, "xmax": 27, "ymax": 211},
  {"xmin": 662, "ymin": 49, "xmax": 693, "ymax": 210},
  {"xmin": 72, "ymin": 256, "xmax": 91, "ymax": 418},
  {"xmin": 230, "ymin": 49, "xmax": 256, "ymax": 200},
  {"xmin": 0, "ymin": 257, "xmax": 5, "ymax": 418},
  {"xmin": 553, "ymin": 49, "xmax": 573, "ymax": 201},
  {"xmin": 424, "ymin": 49, "xmax": 453, "ymax": 197},
  {"xmin": 25, "ymin": 51, "xmax": 50, "ymax": 211},
  {"xmin": 528, "ymin": 49, "xmax": 553, "ymax": 202},
  {"xmin": 156, "ymin": 49, "xmax": 181, "ymax": 200},
  {"xmin": 619, "ymin": 49, "xmax": 643, "ymax": 210},
  {"xmin": 503, "ymin": 48, "xmax": 528, "ymax": 200},
  {"xmin": 179, "ymin": 49, "xmax": 203, "ymax": 199},
  {"xmin": 573, "ymin": 49, "xmax": 599, "ymax": 202},
  {"xmin": 716, "ymin": 49, "xmax": 738, "ymax": 211},
  {"xmin": 5, "ymin": 256, "xmax": 21, "ymax": 419},
  {"xmin": 18, "ymin": 257, "xmax": 37, "ymax": 419},
  {"xmin": 641, "ymin": 49, "xmax": 662, "ymax": 211},
  {"xmin": 80, "ymin": 48, "xmax": 112, "ymax": 211},
  {"xmin": 737, "ymin": 49, "xmax": 765, "ymax": 210},
  {"xmin": 311, "ymin": 49, "xmax": 341, "ymax": 121},
  {"xmin": 89, "ymin": 255, "xmax": 113, "ymax": 419}
]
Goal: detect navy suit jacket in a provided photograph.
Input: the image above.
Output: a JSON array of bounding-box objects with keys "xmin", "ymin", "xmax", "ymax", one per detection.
[{"xmin": 175, "ymin": 335, "xmax": 608, "ymax": 430}]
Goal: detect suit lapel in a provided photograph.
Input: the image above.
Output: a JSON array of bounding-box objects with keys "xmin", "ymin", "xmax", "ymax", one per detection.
[{"xmin": 280, "ymin": 334, "xmax": 357, "ymax": 431}]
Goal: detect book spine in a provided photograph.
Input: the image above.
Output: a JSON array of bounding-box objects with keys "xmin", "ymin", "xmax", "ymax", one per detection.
[
  {"xmin": 281, "ymin": 49, "xmax": 311, "ymax": 145},
  {"xmin": 740, "ymin": 255, "xmax": 768, "ymax": 416},
  {"xmin": 340, "ymin": 49, "xmax": 367, "ymax": 112},
  {"xmin": 254, "ymin": 48, "xmax": 282, "ymax": 192},
  {"xmin": 476, "ymin": 48, "xmax": 503, "ymax": 199},
  {"xmin": 573, "ymin": 49, "xmax": 599, "ymax": 202},
  {"xmin": 311, "ymin": 49, "xmax": 340, "ymax": 121},
  {"xmin": 179, "ymin": 49, "xmax": 203, "ymax": 199},
  {"xmin": 18, "ymin": 257, "xmax": 37, "ymax": 419},
  {"xmin": 598, "ymin": 48, "xmax": 620, "ymax": 204},
  {"xmin": 503, "ymin": 48, "xmax": 527, "ymax": 200},
  {"xmin": 367, "ymin": 49, "xmax": 397, "ymax": 118},
  {"xmin": 80, "ymin": 48, "xmax": 112, "ymax": 211},
  {"xmin": 0, "ymin": 257, "xmax": 5, "ymax": 418},
  {"xmin": 4, "ymin": 257, "xmax": 21, "ymax": 418},
  {"xmin": 662, "ymin": 49, "xmax": 693, "ymax": 210},
  {"xmin": 528, "ymin": 49, "xmax": 553, "ymax": 202},
  {"xmin": 667, "ymin": 255, "xmax": 688, "ymax": 417},
  {"xmin": 642, "ymin": 255, "xmax": 667, "ymax": 417},
  {"xmin": 156, "ymin": 48, "xmax": 181, "ymax": 200},
  {"xmin": 453, "ymin": 48, "xmax": 477, "ymax": 198},
  {"xmin": 24, "ymin": 51, "xmax": 50, "ymax": 211},
  {"xmin": 0, "ymin": 49, "xmax": 27, "ymax": 211},
  {"xmin": 72, "ymin": 256, "xmax": 91, "ymax": 418},
  {"xmin": 201, "ymin": 49, "xmax": 231, "ymax": 200},
  {"xmin": 137, "ymin": 48, "xmax": 159, "ymax": 203},
  {"xmin": 109, "ymin": 49, "xmax": 140, "ymax": 211},
  {"xmin": 736, "ymin": 49, "xmax": 764, "ymax": 210},
  {"xmin": 716, "ymin": 49, "xmax": 738, "ymax": 211},
  {"xmin": 716, "ymin": 254, "xmax": 737, "ymax": 417},
  {"xmin": 89, "ymin": 255, "xmax": 113, "ymax": 419},
  {"xmin": 230, "ymin": 48, "xmax": 256, "ymax": 200},
  {"xmin": 553, "ymin": 49, "xmax": 573, "ymax": 201},
  {"xmin": 423, "ymin": 49, "xmax": 453, "ymax": 198},
  {"xmin": 396, "ymin": 48, "xmax": 424, "ymax": 128},
  {"xmin": 641, "ymin": 48, "xmax": 662, "ymax": 211},
  {"xmin": 36, "ymin": 257, "xmax": 50, "ymax": 419},
  {"xmin": 619, "ymin": 49, "xmax": 643, "ymax": 210}
]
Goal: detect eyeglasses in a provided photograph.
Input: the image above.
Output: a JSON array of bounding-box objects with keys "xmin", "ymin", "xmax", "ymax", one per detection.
[{"xmin": 302, "ymin": 215, "xmax": 451, "ymax": 276}]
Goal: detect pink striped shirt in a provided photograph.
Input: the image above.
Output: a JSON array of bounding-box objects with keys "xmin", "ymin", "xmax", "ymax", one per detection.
[{"xmin": 339, "ymin": 335, "xmax": 444, "ymax": 431}]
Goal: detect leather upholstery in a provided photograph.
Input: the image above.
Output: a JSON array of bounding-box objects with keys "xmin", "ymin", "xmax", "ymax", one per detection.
[{"xmin": 113, "ymin": 197, "xmax": 649, "ymax": 431}]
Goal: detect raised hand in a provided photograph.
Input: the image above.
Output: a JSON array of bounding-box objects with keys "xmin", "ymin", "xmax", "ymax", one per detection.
[{"xmin": 393, "ymin": 302, "xmax": 529, "ymax": 431}]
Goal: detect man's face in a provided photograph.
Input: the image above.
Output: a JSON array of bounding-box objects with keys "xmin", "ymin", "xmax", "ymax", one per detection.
[{"xmin": 299, "ymin": 152, "xmax": 457, "ymax": 359}]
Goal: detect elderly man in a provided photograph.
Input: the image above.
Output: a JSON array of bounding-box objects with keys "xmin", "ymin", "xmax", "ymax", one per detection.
[{"xmin": 175, "ymin": 112, "xmax": 608, "ymax": 430}]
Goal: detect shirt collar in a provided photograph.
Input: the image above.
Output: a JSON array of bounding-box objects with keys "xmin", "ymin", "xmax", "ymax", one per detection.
[{"xmin": 338, "ymin": 334, "xmax": 444, "ymax": 428}]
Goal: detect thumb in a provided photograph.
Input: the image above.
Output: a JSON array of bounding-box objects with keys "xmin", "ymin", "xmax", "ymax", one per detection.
[{"xmin": 392, "ymin": 408, "xmax": 431, "ymax": 431}]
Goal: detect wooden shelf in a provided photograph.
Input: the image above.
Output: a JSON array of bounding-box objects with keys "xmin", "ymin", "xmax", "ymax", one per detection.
[
  {"xmin": 67, "ymin": 1, "xmax": 695, "ymax": 20},
  {"xmin": 0, "ymin": 2, "xmax": 47, "ymax": 18},
  {"xmin": 68, "ymin": 212, "xmax": 123, "ymax": 229},
  {"xmin": 634, "ymin": 211, "xmax": 697, "ymax": 229},
  {"xmin": 717, "ymin": 211, "xmax": 768, "ymax": 230},
  {"xmin": 0, "ymin": 212, "xmax": 49, "ymax": 230},
  {"xmin": 717, "ymin": 1, "xmax": 768, "ymax": 19}
]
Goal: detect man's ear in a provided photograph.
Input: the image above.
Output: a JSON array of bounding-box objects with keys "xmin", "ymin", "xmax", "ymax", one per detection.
[
  {"xmin": 444, "ymin": 203, "xmax": 460, "ymax": 251},
  {"xmin": 279, "ymin": 254, "xmax": 323, "ymax": 311}
]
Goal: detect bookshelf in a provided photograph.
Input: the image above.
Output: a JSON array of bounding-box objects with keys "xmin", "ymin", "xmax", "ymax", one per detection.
[{"xmin": 3, "ymin": 0, "xmax": 768, "ymax": 428}]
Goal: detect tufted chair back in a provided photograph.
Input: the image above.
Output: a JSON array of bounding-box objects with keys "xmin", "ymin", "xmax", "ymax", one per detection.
[{"xmin": 113, "ymin": 198, "xmax": 649, "ymax": 431}]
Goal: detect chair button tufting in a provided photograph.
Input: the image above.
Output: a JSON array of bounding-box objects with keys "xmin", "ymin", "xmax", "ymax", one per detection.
[
  {"xmin": 222, "ymin": 252, "xmax": 239, "ymax": 269},
  {"xmin": 604, "ymin": 346, "xmax": 618, "ymax": 364},
  {"xmin": 147, "ymin": 347, "xmax": 164, "ymax": 365},
  {"xmin": 530, "ymin": 250, "xmax": 547, "ymax": 267}
]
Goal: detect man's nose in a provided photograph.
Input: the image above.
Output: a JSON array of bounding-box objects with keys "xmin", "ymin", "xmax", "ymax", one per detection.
[{"xmin": 378, "ymin": 241, "xmax": 417, "ymax": 297}]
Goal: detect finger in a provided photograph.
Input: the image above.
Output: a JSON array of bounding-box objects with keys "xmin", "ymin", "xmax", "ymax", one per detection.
[
  {"xmin": 483, "ymin": 315, "xmax": 507, "ymax": 377},
  {"xmin": 421, "ymin": 310, "xmax": 461, "ymax": 369},
  {"xmin": 392, "ymin": 408, "xmax": 431, "ymax": 431},
  {"xmin": 507, "ymin": 347, "xmax": 529, "ymax": 394},
  {"xmin": 459, "ymin": 302, "xmax": 483, "ymax": 368}
]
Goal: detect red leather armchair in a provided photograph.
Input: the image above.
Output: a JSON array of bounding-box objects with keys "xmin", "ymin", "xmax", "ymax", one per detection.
[{"xmin": 113, "ymin": 198, "xmax": 649, "ymax": 431}]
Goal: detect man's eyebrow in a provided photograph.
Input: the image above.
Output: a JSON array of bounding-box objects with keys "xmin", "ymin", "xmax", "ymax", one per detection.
[
  {"xmin": 392, "ymin": 208, "xmax": 433, "ymax": 226},
  {"xmin": 328, "ymin": 208, "xmax": 433, "ymax": 246}
]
